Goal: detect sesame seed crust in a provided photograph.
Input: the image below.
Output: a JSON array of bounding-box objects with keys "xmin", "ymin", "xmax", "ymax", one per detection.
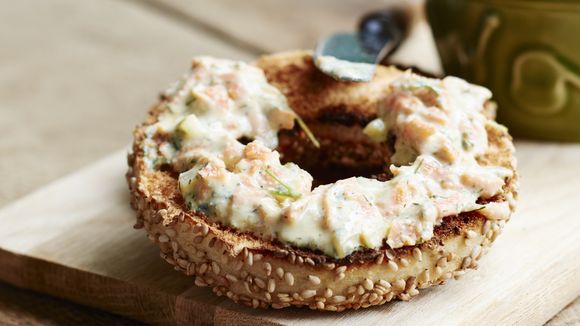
[{"xmin": 126, "ymin": 51, "xmax": 518, "ymax": 311}]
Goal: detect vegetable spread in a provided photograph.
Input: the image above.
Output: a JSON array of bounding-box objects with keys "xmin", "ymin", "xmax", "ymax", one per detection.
[
  {"xmin": 142, "ymin": 57, "xmax": 513, "ymax": 258},
  {"xmin": 315, "ymin": 55, "xmax": 376, "ymax": 82}
]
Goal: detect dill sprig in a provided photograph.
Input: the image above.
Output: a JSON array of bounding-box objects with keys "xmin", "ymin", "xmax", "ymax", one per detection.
[
  {"xmin": 414, "ymin": 159, "xmax": 424, "ymax": 174},
  {"xmin": 265, "ymin": 169, "xmax": 301, "ymax": 200},
  {"xmin": 472, "ymin": 205, "xmax": 486, "ymax": 212},
  {"xmin": 461, "ymin": 132, "xmax": 473, "ymax": 151},
  {"xmin": 294, "ymin": 114, "xmax": 320, "ymax": 148}
]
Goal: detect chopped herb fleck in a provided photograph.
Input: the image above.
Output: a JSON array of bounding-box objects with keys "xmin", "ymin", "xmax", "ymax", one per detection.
[
  {"xmin": 295, "ymin": 114, "xmax": 320, "ymax": 148},
  {"xmin": 414, "ymin": 159, "xmax": 424, "ymax": 174},
  {"xmin": 270, "ymin": 190, "xmax": 301, "ymax": 200},
  {"xmin": 153, "ymin": 156, "xmax": 170, "ymax": 167},
  {"xmin": 362, "ymin": 194, "xmax": 372, "ymax": 205},
  {"xmin": 195, "ymin": 203, "xmax": 210, "ymax": 215},
  {"xmin": 462, "ymin": 132, "xmax": 473, "ymax": 151},
  {"xmin": 265, "ymin": 169, "xmax": 301, "ymax": 200},
  {"xmin": 185, "ymin": 91, "xmax": 198, "ymax": 107},
  {"xmin": 170, "ymin": 134, "xmax": 182, "ymax": 150},
  {"xmin": 472, "ymin": 206, "xmax": 486, "ymax": 212}
]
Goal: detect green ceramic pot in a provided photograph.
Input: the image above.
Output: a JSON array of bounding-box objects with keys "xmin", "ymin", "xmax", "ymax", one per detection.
[{"xmin": 426, "ymin": 0, "xmax": 580, "ymax": 141}]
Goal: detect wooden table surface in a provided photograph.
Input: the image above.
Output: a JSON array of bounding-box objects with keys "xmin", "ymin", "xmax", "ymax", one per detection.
[{"xmin": 0, "ymin": 0, "xmax": 577, "ymax": 324}]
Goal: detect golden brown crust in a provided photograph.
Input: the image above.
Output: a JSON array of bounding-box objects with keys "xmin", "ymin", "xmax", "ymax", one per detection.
[{"xmin": 126, "ymin": 51, "xmax": 518, "ymax": 310}]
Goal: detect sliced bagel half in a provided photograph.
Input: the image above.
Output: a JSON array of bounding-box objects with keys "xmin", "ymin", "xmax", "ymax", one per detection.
[{"xmin": 126, "ymin": 51, "xmax": 518, "ymax": 311}]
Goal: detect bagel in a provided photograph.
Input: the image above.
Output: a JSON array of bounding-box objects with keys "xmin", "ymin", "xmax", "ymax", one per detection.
[{"xmin": 126, "ymin": 51, "xmax": 518, "ymax": 311}]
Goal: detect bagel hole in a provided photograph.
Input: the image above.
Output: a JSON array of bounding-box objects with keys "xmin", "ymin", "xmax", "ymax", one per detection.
[
  {"xmin": 278, "ymin": 125, "xmax": 396, "ymax": 187},
  {"xmin": 305, "ymin": 165, "xmax": 390, "ymax": 187},
  {"xmin": 237, "ymin": 136, "xmax": 252, "ymax": 145}
]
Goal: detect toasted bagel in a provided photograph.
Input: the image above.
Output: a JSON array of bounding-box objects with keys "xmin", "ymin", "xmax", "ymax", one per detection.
[{"xmin": 126, "ymin": 51, "xmax": 518, "ymax": 311}]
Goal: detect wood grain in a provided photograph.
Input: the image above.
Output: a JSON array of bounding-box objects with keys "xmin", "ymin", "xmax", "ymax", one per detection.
[
  {"xmin": 547, "ymin": 296, "xmax": 580, "ymax": 326},
  {"xmin": 0, "ymin": 283, "xmax": 141, "ymax": 326},
  {"xmin": 0, "ymin": 142, "xmax": 578, "ymax": 325},
  {"xmin": 0, "ymin": 0, "xmax": 577, "ymax": 323},
  {"xmin": 0, "ymin": 0, "xmax": 252, "ymax": 207}
]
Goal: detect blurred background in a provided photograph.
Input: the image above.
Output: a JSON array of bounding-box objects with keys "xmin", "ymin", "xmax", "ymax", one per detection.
[
  {"xmin": 0, "ymin": 0, "xmax": 438, "ymax": 208},
  {"xmin": 0, "ymin": 0, "xmax": 577, "ymax": 324}
]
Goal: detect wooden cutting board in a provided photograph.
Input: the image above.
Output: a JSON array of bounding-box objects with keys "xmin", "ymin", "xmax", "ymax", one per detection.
[{"xmin": 0, "ymin": 141, "xmax": 579, "ymax": 325}]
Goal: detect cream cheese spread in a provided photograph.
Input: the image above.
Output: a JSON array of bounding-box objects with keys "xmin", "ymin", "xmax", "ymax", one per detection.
[
  {"xmin": 315, "ymin": 55, "xmax": 376, "ymax": 82},
  {"xmin": 142, "ymin": 57, "xmax": 513, "ymax": 259}
]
